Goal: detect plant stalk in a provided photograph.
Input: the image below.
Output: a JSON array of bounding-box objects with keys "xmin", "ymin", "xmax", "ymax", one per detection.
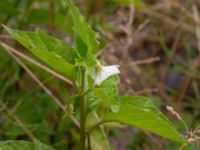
[
  {"xmin": 87, "ymin": 132, "xmax": 91, "ymax": 150},
  {"xmin": 80, "ymin": 95, "xmax": 86, "ymax": 149},
  {"xmin": 79, "ymin": 67, "xmax": 86, "ymax": 150}
]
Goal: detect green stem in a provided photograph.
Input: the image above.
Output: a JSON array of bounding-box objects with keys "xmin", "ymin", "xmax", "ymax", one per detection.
[
  {"xmin": 87, "ymin": 132, "xmax": 91, "ymax": 150},
  {"xmin": 79, "ymin": 67, "xmax": 86, "ymax": 150},
  {"xmin": 80, "ymin": 96, "xmax": 86, "ymax": 149}
]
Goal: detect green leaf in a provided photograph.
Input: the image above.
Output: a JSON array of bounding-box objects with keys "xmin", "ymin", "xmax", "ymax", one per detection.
[
  {"xmin": 66, "ymin": 0, "xmax": 99, "ymax": 55},
  {"xmin": 86, "ymin": 113, "xmax": 110, "ymax": 150},
  {"xmin": 74, "ymin": 32, "xmax": 88, "ymax": 58},
  {"xmin": 94, "ymin": 75, "xmax": 120, "ymax": 112},
  {"xmin": 103, "ymin": 96, "xmax": 184, "ymax": 142},
  {"xmin": 90, "ymin": 129, "xmax": 110, "ymax": 150},
  {"xmin": 87, "ymin": 95, "xmax": 100, "ymax": 113},
  {"xmin": 0, "ymin": 140, "xmax": 55, "ymax": 150},
  {"xmin": 4, "ymin": 26, "xmax": 77, "ymax": 80}
]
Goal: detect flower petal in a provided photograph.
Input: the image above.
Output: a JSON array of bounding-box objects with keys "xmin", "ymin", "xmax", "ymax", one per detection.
[{"xmin": 94, "ymin": 65, "xmax": 120, "ymax": 85}]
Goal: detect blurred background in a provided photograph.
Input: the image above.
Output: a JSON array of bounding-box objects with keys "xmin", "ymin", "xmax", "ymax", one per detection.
[{"xmin": 0, "ymin": 0, "xmax": 200, "ymax": 149}]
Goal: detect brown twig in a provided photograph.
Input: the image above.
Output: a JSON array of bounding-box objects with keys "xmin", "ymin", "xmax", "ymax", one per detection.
[
  {"xmin": 169, "ymin": 1, "xmax": 200, "ymax": 26},
  {"xmin": 140, "ymin": 8, "xmax": 194, "ymax": 33},
  {"xmin": 0, "ymin": 42, "xmax": 73, "ymax": 85},
  {"xmin": 193, "ymin": 5, "xmax": 200, "ymax": 54},
  {"xmin": 119, "ymin": 1, "xmax": 136, "ymax": 64},
  {"xmin": 144, "ymin": 132, "xmax": 163, "ymax": 150},
  {"xmin": 160, "ymin": 30, "xmax": 181, "ymax": 82},
  {"xmin": 0, "ymin": 44, "xmax": 65, "ymax": 108},
  {"xmin": 134, "ymin": 88, "xmax": 158, "ymax": 95},
  {"xmin": 175, "ymin": 5, "xmax": 200, "ymax": 103},
  {"xmin": 132, "ymin": 56, "xmax": 160, "ymax": 65},
  {"xmin": 2, "ymin": 45, "xmax": 67, "ymax": 112},
  {"xmin": 1, "ymin": 43, "xmax": 80, "ymax": 128}
]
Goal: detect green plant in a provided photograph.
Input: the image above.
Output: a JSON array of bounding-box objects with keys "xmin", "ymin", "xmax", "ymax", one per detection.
[{"xmin": 1, "ymin": 0, "xmax": 187, "ymax": 149}]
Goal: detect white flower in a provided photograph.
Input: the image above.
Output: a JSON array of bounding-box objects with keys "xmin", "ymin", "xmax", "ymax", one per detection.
[{"xmin": 93, "ymin": 64, "xmax": 120, "ymax": 86}]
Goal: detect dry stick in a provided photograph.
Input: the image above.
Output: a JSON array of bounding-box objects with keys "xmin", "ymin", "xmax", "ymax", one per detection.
[
  {"xmin": 134, "ymin": 19, "xmax": 149, "ymax": 34},
  {"xmin": 152, "ymin": 1, "xmax": 200, "ymax": 26},
  {"xmin": 170, "ymin": 1, "xmax": 200, "ymax": 25},
  {"xmin": 118, "ymin": 1, "xmax": 138, "ymax": 95},
  {"xmin": 126, "ymin": 0, "xmax": 135, "ymax": 47},
  {"xmin": 140, "ymin": 8, "xmax": 194, "ymax": 33},
  {"xmin": 1, "ymin": 44, "xmax": 80, "ymax": 128},
  {"xmin": 119, "ymin": 4, "xmax": 159, "ymax": 95},
  {"xmin": 160, "ymin": 30, "xmax": 181, "ymax": 83},
  {"xmin": 132, "ymin": 56, "xmax": 160, "ymax": 65},
  {"xmin": 193, "ymin": 5, "xmax": 200, "ymax": 54},
  {"xmin": 122, "ymin": 0, "xmax": 135, "ymax": 50},
  {"xmin": 0, "ymin": 100, "xmax": 34, "ymax": 141},
  {"xmin": 0, "ymin": 42, "xmax": 73, "ymax": 85},
  {"xmin": 158, "ymin": 31, "xmax": 181, "ymax": 106},
  {"xmin": 144, "ymin": 132, "xmax": 163, "ymax": 150},
  {"xmin": 157, "ymin": 88, "xmax": 173, "ymax": 104},
  {"xmin": 194, "ymin": 124, "xmax": 200, "ymax": 134},
  {"xmin": 70, "ymin": 115, "xmax": 80, "ymax": 129},
  {"xmin": 134, "ymin": 88, "xmax": 158, "ymax": 96},
  {"xmin": 175, "ymin": 5, "xmax": 200, "ymax": 103},
  {"xmin": 4, "ymin": 47, "xmax": 66, "ymax": 112},
  {"xmin": 128, "ymin": 0, "xmax": 134, "ymax": 27},
  {"xmin": 175, "ymin": 60, "xmax": 200, "ymax": 103},
  {"xmin": 119, "ymin": 1, "xmax": 135, "ymax": 63}
]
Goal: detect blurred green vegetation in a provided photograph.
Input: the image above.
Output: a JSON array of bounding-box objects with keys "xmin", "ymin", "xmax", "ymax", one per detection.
[{"xmin": 0, "ymin": 0, "xmax": 200, "ymax": 149}]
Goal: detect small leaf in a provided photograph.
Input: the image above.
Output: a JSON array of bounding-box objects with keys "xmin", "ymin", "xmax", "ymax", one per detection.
[
  {"xmin": 103, "ymin": 96, "xmax": 184, "ymax": 142},
  {"xmin": 66, "ymin": 0, "xmax": 99, "ymax": 55},
  {"xmin": 87, "ymin": 95, "xmax": 100, "ymax": 113},
  {"xmin": 94, "ymin": 75, "xmax": 120, "ymax": 112},
  {"xmin": 74, "ymin": 32, "xmax": 88, "ymax": 58},
  {"xmin": 0, "ymin": 140, "xmax": 55, "ymax": 150},
  {"xmin": 4, "ymin": 26, "xmax": 77, "ymax": 80}
]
